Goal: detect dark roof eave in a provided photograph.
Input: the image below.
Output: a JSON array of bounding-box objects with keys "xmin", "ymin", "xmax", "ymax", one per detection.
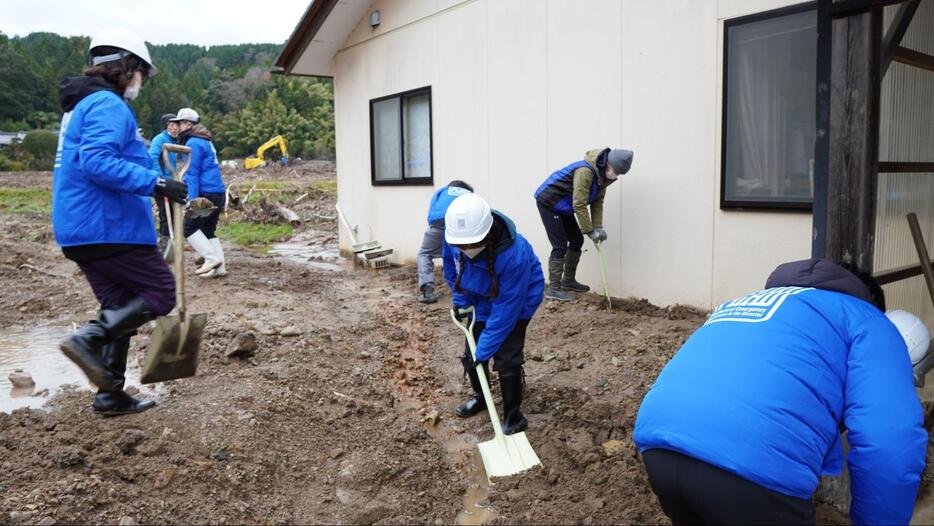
[{"xmin": 275, "ymin": 0, "xmax": 342, "ymax": 74}]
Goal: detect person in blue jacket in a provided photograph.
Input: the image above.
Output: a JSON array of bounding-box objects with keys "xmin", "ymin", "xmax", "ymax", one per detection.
[
  {"xmin": 417, "ymin": 180, "xmax": 473, "ymax": 304},
  {"xmin": 171, "ymin": 108, "xmax": 228, "ymax": 278},
  {"xmin": 534, "ymin": 148, "xmax": 633, "ymax": 301},
  {"xmin": 443, "ymin": 193, "xmax": 545, "ymax": 434},
  {"xmin": 633, "ymin": 258, "xmax": 928, "ymax": 525},
  {"xmin": 53, "ymin": 28, "xmax": 188, "ymax": 416},
  {"xmin": 148, "ymin": 113, "xmax": 178, "ymax": 254}
]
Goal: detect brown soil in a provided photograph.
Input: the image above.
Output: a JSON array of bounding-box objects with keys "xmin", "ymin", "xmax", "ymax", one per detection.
[{"xmin": 0, "ymin": 163, "xmax": 857, "ymax": 524}]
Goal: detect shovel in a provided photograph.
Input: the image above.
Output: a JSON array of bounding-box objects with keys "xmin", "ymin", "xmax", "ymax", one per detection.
[
  {"xmin": 140, "ymin": 144, "xmax": 207, "ymax": 384},
  {"xmin": 595, "ymin": 242, "xmax": 612, "ymax": 311},
  {"xmin": 450, "ymin": 307, "xmax": 542, "ymax": 480}
]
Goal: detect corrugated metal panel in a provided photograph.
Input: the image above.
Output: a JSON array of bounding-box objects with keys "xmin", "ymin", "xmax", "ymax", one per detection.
[{"xmin": 876, "ymin": 0, "xmax": 934, "ymax": 398}]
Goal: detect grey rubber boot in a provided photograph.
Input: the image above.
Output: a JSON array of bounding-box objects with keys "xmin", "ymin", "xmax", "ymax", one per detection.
[
  {"xmin": 545, "ymin": 258, "xmax": 575, "ymax": 301},
  {"xmin": 561, "ymin": 250, "xmax": 590, "ymax": 292}
]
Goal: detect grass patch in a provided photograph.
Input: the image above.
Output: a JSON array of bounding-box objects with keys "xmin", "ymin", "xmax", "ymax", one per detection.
[
  {"xmin": 310, "ymin": 180, "xmax": 337, "ymax": 196},
  {"xmin": 251, "ymin": 181, "xmax": 294, "ymax": 191},
  {"xmin": 217, "ymin": 221, "xmax": 293, "ymax": 249},
  {"xmin": 0, "ymin": 188, "xmax": 51, "ymax": 214}
]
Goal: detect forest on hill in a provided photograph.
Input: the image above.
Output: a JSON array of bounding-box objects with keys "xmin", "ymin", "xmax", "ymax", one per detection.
[{"xmin": 0, "ymin": 31, "xmax": 333, "ymax": 170}]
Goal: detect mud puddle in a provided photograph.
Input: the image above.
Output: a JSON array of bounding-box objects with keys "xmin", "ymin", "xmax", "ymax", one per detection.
[
  {"xmin": 268, "ymin": 241, "xmax": 346, "ymax": 272},
  {"xmin": 0, "ymin": 325, "xmax": 150, "ymax": 413},
  {"xmin": 391, "ymin": 309, "xmax": 499, "ymax": 525}
]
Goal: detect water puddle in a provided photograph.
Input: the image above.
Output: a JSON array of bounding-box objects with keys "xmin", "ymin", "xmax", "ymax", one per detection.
[
  {"xmin": 396, "ymin": 398, "xmax": 498, "ymax": 525},
  {"xmin": 0, "ymin": 325, "xmax": 150, "ymax": 413},
  {"xmin": 268, "ymin": 241, "xmax": 346, "ymax": 272}
]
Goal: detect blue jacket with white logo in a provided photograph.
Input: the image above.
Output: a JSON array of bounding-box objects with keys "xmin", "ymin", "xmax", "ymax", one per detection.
[
  {"xmin": 427, "ymin": 185, "xmax": 472, "ymax": 225},
  {"xmin": 180, "ymin": 127, "xmax": 225, "ymax": 200},
  {"xmin": 148, "ymin": 130, "xmax": 176, "ymax": 178},
  {"xmin": 52, "ymin": 77, "xmax": 159, "ymax": 247},
  {"xmin": 442, "ymin": 211, "xmax": 544, "ymax": 361},
  {"xmin": 634, "ymin": 259, "xmax": 926, "ymax": 526}
]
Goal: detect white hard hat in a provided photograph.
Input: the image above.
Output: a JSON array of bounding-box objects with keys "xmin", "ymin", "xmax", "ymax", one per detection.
[
  {"xmin": 89, "ymin": 27, "xmax": 157, "ymax": 77},
  {"xmin": 170, "ymin": 108, "xmax": 200, "ymax": 123},
  {"xmin": 886, "ymin": 310, "xmax": 931, "ymax": 365},
  {"xmin": 445, "ymin": 194, "xmax": 493, "ymax": 245}
]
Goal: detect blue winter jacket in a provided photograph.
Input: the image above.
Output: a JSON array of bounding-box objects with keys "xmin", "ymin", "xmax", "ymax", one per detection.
[
  {"xmin": 52, "ymin": 77, "xmax": 160, "ymax": 247},
  {"xmin": 148, "ymin": 130, "xmax": 177, "ymax": 178},
  {"xmin": 634, "ymin": 259, "xmax": 927, "ymax": 526},
  {"xmin": 443, "ymin": 211, "xmax": 545, "ymax": 361},
  {"xmin": 181, "ymin": 130, "xmax": 225, "ymax": 200},
  {"xmin": 427, "ymin": 185, "xmax": 472, "ymax": 225}
]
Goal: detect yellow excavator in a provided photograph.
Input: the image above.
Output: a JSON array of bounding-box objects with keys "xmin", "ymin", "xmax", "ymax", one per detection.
[{"xmin": 245, "ymin": 135, "xmax": 289, "ymax": 169}]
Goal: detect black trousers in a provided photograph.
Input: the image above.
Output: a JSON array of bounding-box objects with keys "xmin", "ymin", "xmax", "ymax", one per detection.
[
  {"xmin": 463, "ymin": 318, "xmax": 529, "ymax": 373},
  {"xmin": 183, "ymin": 192, "xmax": 226, "ymax": 238},
  {"xmin": 642, "ymin": 449, "xmax": 814, "ymax": 526},
  {"xmin": 536, "ymin": 201, "xmax": 583, "ymax": 260}
]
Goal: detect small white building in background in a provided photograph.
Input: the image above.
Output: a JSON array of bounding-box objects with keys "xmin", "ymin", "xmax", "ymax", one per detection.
[{"xmin": 277, "ymin": 0, "xmax": 934, "ymax": 311}]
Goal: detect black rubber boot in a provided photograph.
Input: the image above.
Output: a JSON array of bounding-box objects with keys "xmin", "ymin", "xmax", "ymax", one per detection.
[
  {"xmin": 500, "ymin": 368, "xmax": 528, "ymax": 435},
  {"xmin": 545, "ymin": 258, "xmax": 575, "ymax": 301},
  {"xmin": 60, "ymin": 296, "xmax": 155, "ymax": 391},
  {"xmin": 561, "ymin": 250, "xmax": 590, "ymax": 292},
  {"xmin": 92, "ymin": 336, "xmax": 156, "ymax": 417},
  {"xmin": 418, "ymin": 284, "xmax": 438, "ymax": 304},
  {"xmin": 454, "ymin": 355, "xmax": 488, "ymax": 417}
]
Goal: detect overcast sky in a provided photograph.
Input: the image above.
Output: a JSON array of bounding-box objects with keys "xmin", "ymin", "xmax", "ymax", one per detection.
[{"xmin": 1, "ymin": 0, "xmax": 313, "ymax": 46}]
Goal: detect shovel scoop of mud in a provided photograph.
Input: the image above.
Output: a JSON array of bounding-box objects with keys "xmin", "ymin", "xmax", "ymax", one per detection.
[{"xmin": 140, "ymin": 312, "xmax": 207, "ymax": 384}]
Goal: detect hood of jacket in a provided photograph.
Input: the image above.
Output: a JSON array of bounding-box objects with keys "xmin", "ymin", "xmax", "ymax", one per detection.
[
  {"xmin": 584, "ymin": 148, "xmax": 617, "ymax": 188},
  {"xmin": 489, "ymin": 210, "xmax": 517, "ymax": 257},
  {"xmin": 179, "ymin": 124, "xmax": 213, "ymax": 143},
  {"xmin": 765, "ymin": 258, "xmax": 876, "ymax": 307},
  {"xmin": 58, "ymin": 76, "xmax": 119, "ymax": 112}
]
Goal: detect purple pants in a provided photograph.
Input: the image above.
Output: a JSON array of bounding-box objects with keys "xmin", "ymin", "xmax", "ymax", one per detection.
[{"xmin": 77, "ymin": 246, "xmax": 176, "ymax": 315}]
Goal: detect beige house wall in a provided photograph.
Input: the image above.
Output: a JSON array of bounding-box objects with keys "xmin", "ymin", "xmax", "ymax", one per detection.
[{"xmin": 332, "ymin": 0, "xmax": 816, "ymax": 309}]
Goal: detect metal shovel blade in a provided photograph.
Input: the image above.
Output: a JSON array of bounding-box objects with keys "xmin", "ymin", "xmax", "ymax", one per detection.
[
  {"xmin": 478, "ymin": 431, "xmax": 542, "ymax": 479},
  {"xmin": 140, "ymin": 312, "xmax": 207, "ymax": 384}
]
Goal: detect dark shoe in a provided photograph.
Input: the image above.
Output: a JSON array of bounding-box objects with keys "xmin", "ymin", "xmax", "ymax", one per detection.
[
  {"xmin": 60, "ymin": 297, "xmax": 155, "ymax": 391},
  {"xmin": 547, "ymin": 259, "xmax": 576, "ymax": 301},
  {"xmin": 545, "ymin": 284, "xmax": 576, "ymax": 302},
  {"xmin": 562, "ymin": 250, "xmax": 590, "ymax": 292},
  {"xmin": 454, "ymin": 394, "xmax": 486, "ymax": 417},
  {"xmin": 92, "ymin": 390, "xmax": 156, "ymax": 417},
  {"xmin": 101, "ymin": 336, "xmax": 131, "ymax": 392},
  {"xmin": 500, "ymin": 368, "xmax": 528, "ymax": 435},
  {"xmin": 455, "ymin": 354, "xmax": 488, "ymax": 417},
  {"xmin": 60, "ymin": 330, "xmax": 112, "ymax": 391},
  {"xmin": 418, "ymin": 284, "xmax": 438, "ymax": 304}
]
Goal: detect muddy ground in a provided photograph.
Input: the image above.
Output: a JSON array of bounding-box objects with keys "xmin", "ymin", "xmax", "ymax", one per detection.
[{"xmin": 0, "ymin": 163, "xmax": 884, "ymax": 524}]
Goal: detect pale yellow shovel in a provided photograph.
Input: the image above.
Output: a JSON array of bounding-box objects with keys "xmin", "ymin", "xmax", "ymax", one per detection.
[
  {"xmin": 451, "ymin": 307, "xmax": 542, "ymax": 480},
  {"xmin": 595, "ymin": 242, "xmax": 612, "ymax": 311}
]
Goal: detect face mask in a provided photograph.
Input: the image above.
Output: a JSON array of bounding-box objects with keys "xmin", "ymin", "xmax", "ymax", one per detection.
[
  {"xmin": 461, "ymin": 246, "xmax": 485, "ymax": 259},
  {"xmin": 123, "ymin": 72, "xmax": 143, "ymax": 101},
  {"xmin": 605, "ymin": 168, "xmax": 618, "ymax": 181}
]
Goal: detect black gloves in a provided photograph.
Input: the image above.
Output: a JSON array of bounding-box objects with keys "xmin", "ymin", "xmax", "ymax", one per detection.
[{"xmin": 154, "ymin": 178, "xmax": 188, "ymax": 204}]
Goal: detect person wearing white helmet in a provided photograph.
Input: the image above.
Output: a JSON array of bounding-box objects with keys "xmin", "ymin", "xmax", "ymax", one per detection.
[
  {"xmin": 443, "ymin": 194, "xmax": 545, "ymax": 435},
  {"xmin": 170, "ymin": 108, "xmax": 228, "ymax": 278},
  {"xmin": 53, "ymin": 28, "xmax": 184, "ymax": 416}
]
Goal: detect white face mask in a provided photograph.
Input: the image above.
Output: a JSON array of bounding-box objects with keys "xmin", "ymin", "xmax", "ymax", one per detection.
[
  {"xmin": 461, "ymin": 246, "xmax": 485, "ymax": 259},
  {"xmin": 605, "ymin": 167, "xmax": 618, "ymax": 181},
  {"xmin": 123, "ymin": 72, "xmax": 143, "ymax": 101}
]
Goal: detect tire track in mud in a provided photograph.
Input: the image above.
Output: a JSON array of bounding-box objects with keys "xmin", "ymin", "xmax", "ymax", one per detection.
[{"xmin": 374, "ymin": 298, "xmax": 498, "ymax": 525}]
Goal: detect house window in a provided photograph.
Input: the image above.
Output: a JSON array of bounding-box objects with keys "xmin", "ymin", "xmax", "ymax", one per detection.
[
  {"xmin": 721, "ymin": 3, "xmax": 817, "ymax": 209},
  {"xmin": 370, "ymin": 87, "xmax": 433, "ymax": 185}
]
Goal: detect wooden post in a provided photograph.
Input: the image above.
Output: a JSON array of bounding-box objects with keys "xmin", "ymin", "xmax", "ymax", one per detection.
[
  {"xmin": 812, "ymin": 0, "xmax": 833, "ymax": 259},
  {"xmin": 825, "ymin": 4, "xmax": 883, "ymax": 274}
]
